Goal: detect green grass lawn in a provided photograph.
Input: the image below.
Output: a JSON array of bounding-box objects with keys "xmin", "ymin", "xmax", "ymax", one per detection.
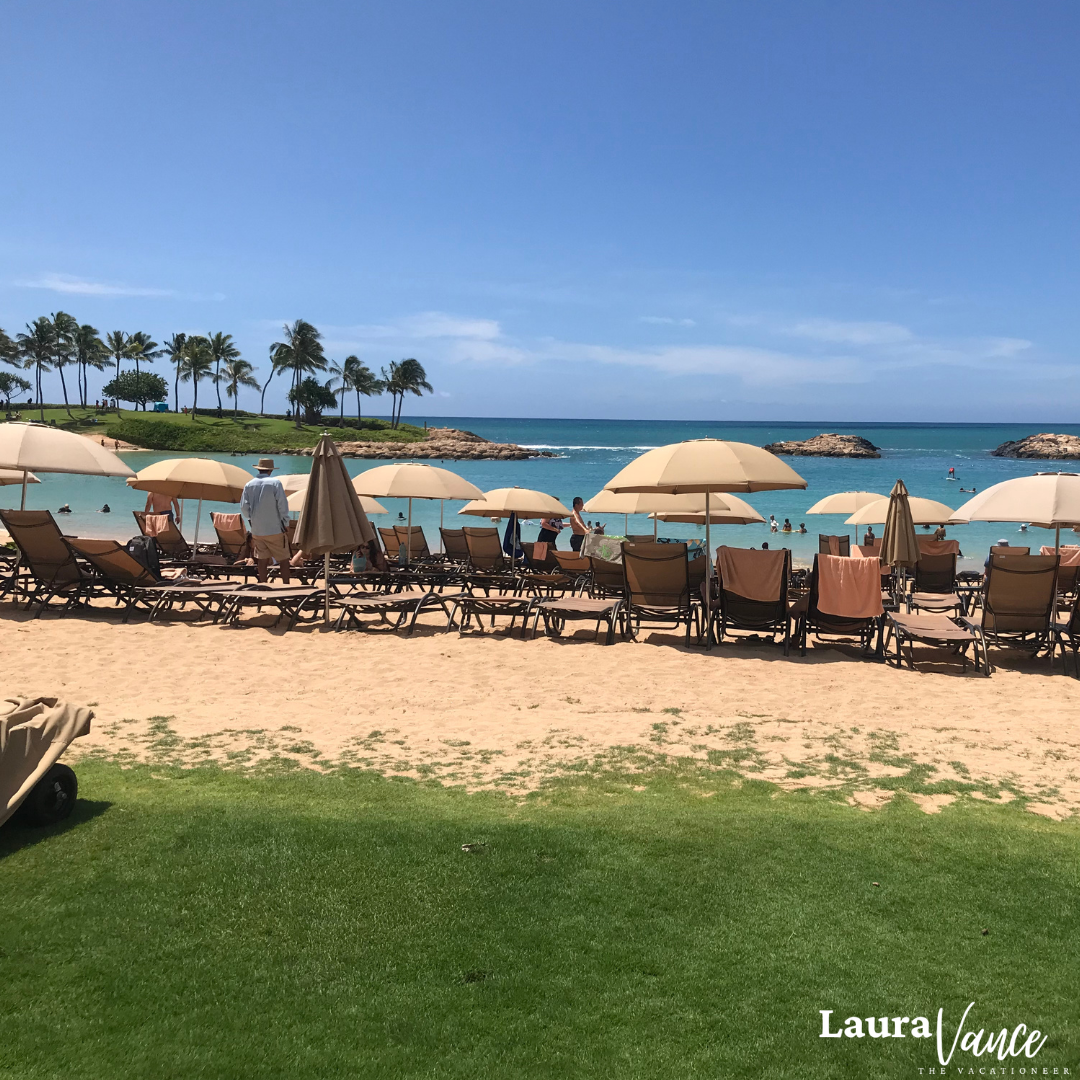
[
  {"xmin": 2, "ymin": 763, "xmax": 1077, "ymax": 1079},
  {"xmin": 9, "ymin": 406, "xmax": 426, "ymax": 452}
]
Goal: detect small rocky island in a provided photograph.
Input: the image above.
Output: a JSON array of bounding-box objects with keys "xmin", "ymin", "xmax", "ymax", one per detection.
[
  {"xmin": 301, "ymin": 427, "xmax": 555, "ymax": 461},
  {"xmin": 991, "ymin": 433, "xmax": 1080, "ymax": 460},
  {"xmin": 763, "ymin": 433, "xmax": 881, "ymax": 458}
]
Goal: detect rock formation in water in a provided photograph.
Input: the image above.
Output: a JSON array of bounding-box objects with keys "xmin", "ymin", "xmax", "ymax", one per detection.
[
  {"xmin": 991, "ymin": 433, "xmax": 1080, "ymax": 460},
  {"xmin": 762, "ymin": 433, "xmax": 881, "ymax": 458},
  {"xmin": 296, "ymin": 427, "xmax": 555, "ymax": 460}
]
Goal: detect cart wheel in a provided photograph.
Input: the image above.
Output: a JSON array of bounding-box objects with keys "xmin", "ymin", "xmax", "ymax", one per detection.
[{"xmin": 17, "ymin": 763, "xmax": 78, "ymax": 826}]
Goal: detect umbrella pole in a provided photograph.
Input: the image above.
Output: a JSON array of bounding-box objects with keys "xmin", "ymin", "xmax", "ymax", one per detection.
[
  {"xmin": 440, "ymin": 500, "xmax": 444, "ymax": 552},
  {"xmin": 324, "ymin": 552, "xmax": 331, "ymax": 624},
  {"xmin": 193, "ymin": 499, "xmax": 202, "ymax": 550},
  {"xmin": 653, "ymin": 515, "xmax": 657, "ymax": 540},
  {"xmin": 704, "ymin": 492, "xmax": 713, "ymax": 649},
  {"xmin": 624, "ymin": 513, "xmax": 628, "ymax": 536},
  {"xmin": 407, "ymin": 497, "xmax": 413, "ymax": 564},
  {"xmin": 20, "ymin": 469, "xmax": 27, "ymax": 510},
  {"xmin": 1056, "ymin": 524, "xmax": 1061, "ymax": 555}
]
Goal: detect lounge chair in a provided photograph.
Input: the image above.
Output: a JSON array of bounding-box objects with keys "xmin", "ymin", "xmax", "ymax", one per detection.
[
  {"xmin": 818, "ymin": 535, "xmax": 851, "ymax": 556},
  {"xmin": 1054, "ymin": 596, "xmax": 1080, "ymax": 677},
  {"xmin": 519, "ymin": 541, "xmax": 571, "ymax": 596},
  {"xmin": 589, "ymin": 557, "xmax": 626, "ymax": 599},
  {"xmin": 792, "ymin": 554, "xmax": 883, "ymax": 656},
  {"xmin": 463, "ymin": 527, "xmax": 519, "ymax": 586},
  {"xmin": 440, "ymin": 528, "xmax": 470, "ymax": 563},
  {"xmin": 63, "ymin": 538, "xmax": 161, "ymax": 620},
  {"xmin": 1040, "ymin": 546, "xmax": 1080, "ymax": 598},
  {"xmin": 977, "ymin": 553, "xmax": 1058, "ymax": 665},
  {"xmin": 211, "ymin": 511, "xmax": 251, "ymax": 560},
  {"xmin": 0, "ymin": 509, "xmax": 94, "ymax": 611},
  {"xmin": 333, "ymin": 587, "xmax": 466, "ymax": 634},
  {"xmin": 216, "ymin": 584, "xmax": 323, "ymax": 630},
  {"xmin": 884, "ymin": 611, "xmax": 988, "ymax": 675},
  {"xmin": 133, "ymin": 511, "xmax": 191, "ymax": 559},
  {"xmin": 908, "ymin": 552, "xmax": 962, "ymax": 615},
  {"xmin": 378, "ymin": 526, "xmax": 403, "ymax": 562},
  {"xmin": 711, "ymin": 546, "xmax": 792, "ymax": 654},
  {"xmin": 394, "ymin": 525, "xmax": 436, "ymax": 562},
  {"xmin": 530, "ymin": 595, "xmax": 624, "ymax": 644},
  {"xmin": 990, "ymin": 545, "xmax": 1029, "ymax": 556},
  {"xmin": 552, "ymin": 550, "xmax": 592, "ymax": 593},
  {"xmin": 621, "ymin": 542, "xmax": 697, "ymax": 645}
]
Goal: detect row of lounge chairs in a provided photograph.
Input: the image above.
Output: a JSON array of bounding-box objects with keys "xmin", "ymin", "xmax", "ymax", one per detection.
[{"xmin": 2, "ymin": 509, "xmax": 1078, "ymax": 675}]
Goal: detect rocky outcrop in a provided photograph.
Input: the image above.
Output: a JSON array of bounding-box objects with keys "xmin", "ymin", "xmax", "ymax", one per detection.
[
  {"xmin": 295, "ymin": 428, "xmax": 555, "ymax": 461},
  {"xmin": 991, "ymin": 433, "xmax": 1080, "ymax": 460},
  {"xmin": 763, "ymin": 433, "xmax": 881, "ymax": 458}
]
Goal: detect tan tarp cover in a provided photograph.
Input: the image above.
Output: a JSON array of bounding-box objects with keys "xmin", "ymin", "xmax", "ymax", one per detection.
[
  {"xmin": 817, "ymin": 554, "xmax": 884, "ymax": 618},
  {"xmin": 1, "ymin": 697, "xmax": 92, "ymax": 827},
  {"xmin": 716, "ymin": 546, "xmax": 786, "ymax": 602},
  {"xmin": 294, "ymin": 435, "xmax": 375, "ymax": 556},
  {"xmin": 0, "ymin": 423, "xmax": 134, "ymax": 478},
  {"xmin": 604, "ymin": 439, "xmax": 807, "ymax": 494}
]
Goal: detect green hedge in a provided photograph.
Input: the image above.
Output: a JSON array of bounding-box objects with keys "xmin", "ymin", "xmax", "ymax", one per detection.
[{"xmin": 104, "ymin": 417, "xmax": 424, "ymax": 452}]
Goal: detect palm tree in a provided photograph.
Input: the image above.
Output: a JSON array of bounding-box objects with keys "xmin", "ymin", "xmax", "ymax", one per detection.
[
  {"xmin": 73, "ymin": 324, "xmax": 108, "ymax": 408},
  {"xmin": 258, "ymin": 344, "xmax": 284, "ymax": 416},
  {"xmin": 208, "ymin": 332, "xmax": 240, "ymax": 412},
  {"xmin": 16, "ymin": 317, "xmax": 56, "ymax": 421},
  {"xmin": 340, "ymin": 355, "xmax": 383, "ymax": 424},
  {"xmin": 162, "ymin": 333, "xmax": 188, "ymax": 412},
  {"xmin": 129, "ymin": 332, "xmax": 160, "ymax": 409},
  {"xmin": 381, "ymin": 357, "xmax": 431, "ymax": 429},
  {"xmin": 269, "ymin": 320, "xmax": 326, "ymax": 427},
  {"xmin": 104, "ymin": 331, "xmax": 133, "ymax": 410},
  {"xmin": 327, "ymin": 359, "xmax": 349, "ymax": 420},
  {"xmin": 180, "ymin": 336, "xmax": 214, "ymax": 417},
  {"xmin": 222, "ymin": 357, "xmax": 259, "ymax": 416},
  {"xmin": 50, "ymin": 311, "xmax": 79, "ymax": 417},
  {"xmin": 0, "ymin": 328, "xmax": 17, "ymax": 367}
]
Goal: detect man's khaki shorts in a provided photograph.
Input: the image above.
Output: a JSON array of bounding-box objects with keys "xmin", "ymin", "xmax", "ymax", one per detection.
[{"xmin": 252, "ymin": 532, "xmax": 290, "ymax": 561}]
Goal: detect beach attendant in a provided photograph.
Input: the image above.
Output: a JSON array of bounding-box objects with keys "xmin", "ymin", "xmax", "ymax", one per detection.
[{"xmin": 240, "ymin": 458, "xmax": 292, "ymax": 585}]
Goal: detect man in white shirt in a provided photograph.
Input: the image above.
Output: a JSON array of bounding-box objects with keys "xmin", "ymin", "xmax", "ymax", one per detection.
[{"xmin": 240, "ymin": 458, "xmax": 291, "ymax": 584}]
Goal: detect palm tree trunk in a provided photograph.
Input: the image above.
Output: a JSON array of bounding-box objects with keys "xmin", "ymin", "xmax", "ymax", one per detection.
[
  {"xmin": 58, "ymin": 365, "xmax": 72, "ymax": 417},
  {"xmin": 356, "ymin": 390, "xmax": 362, "ymax": 424},
  {"xmin": 215, "ymin": 361, "xmax": 223, "ymax": 410},
  {"xmin": 134, "ymin": 358, "xmax": 141, "ymax": 410},
  {"xmin": 259, "ymin": 370, "xmax": 274, "ymax": 416},
  {"xmin": 37, "ymin": 364, "xmax": 44, "ymax": 422},
  {"xmin": 193, "ymin": 379, "xmax": 198, "ymax": 418},
  {"xmin": 174, "ymin": 367, "xmax": 180, "ymax": 413}
]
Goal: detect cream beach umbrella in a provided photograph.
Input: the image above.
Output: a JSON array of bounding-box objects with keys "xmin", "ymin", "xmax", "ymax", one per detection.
[
  {"xmin": 845, "ymin": 496, "xmax": 955, "ymax": 527},
  {"xmin": 353, "ymin": 462, "xmax": 483, "ymax": 561},
  {"xmin": 603, "ymin": 439, "xmax": 808, "ymax": 645},
  {"xmin": 127, "ymin": 458, "xmax": 254, "ymax": 547},
  {"xmin": 287, "ymin": 488, "xmax": 388, "ymax": 516},
  {"xmin": 0, "ymin": 468, "xmax": 40, "ymax": 487},
  {"xmin": 294, "ymin": 435, "xmax": 376, "ymax": 623},
  {"xmin": 0, "ymin": 422, "xmax": 135, "ymax": 509},
  {"xmin": 805, "ymin": 491, "xmax": 887, "ymax": 515},
  {"xmin": 878, "ymin": 479, "xmax": 920, "ymax": 570},
  {"xmin": 583, "ymin": 489, "xmax": 736, "ymax": 538},
  {"xmin": 458, "ymin": 487, "xmax": 572, "ymax": 520},
  {"xmin": 951, "ymin": 472, "xmax": 1080, "ymax": 551},
  {"xmin": 650, "ymin": 493, "xmax": 764, "ymax": 526},
  {"xmin": 276, "ymin": 473, "xmax": 312, "ymax": 496}
]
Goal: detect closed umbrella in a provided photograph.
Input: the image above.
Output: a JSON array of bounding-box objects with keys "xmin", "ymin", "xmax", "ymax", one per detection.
[
  {"xmin": 127, "ymin": 458, "xmax": 254, "ymax": 548},
  {"xmin": 293, "ymin": 435, "xmax": 376, "ymax": 623},
  {"xmin": 603, "ymin": 439, "xmax": 807, "ymax": 646},
  {"xmin": 353, "ymin": 463, "xmax": 483, "ymax": 562},
  {"xmin": 951, "ymin": 472, "xmax": 1080, "ymax": 552},
  {"xmin": 0, "ymin": 422, "xmax": 135, "ymax": 509},
  {"xmin": 879, "ymin": 479, "xmax": 920, "ymax": 571}
]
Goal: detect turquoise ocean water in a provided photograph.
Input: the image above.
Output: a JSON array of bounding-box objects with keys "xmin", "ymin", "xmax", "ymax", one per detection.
[{"xmin": 9, "ymin": 418, "xmax": 1080, "ymax": 568}]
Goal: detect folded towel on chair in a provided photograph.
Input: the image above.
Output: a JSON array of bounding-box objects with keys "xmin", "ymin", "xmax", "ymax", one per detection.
[{"xmin": 817, "ymin": 554, "xmax": 884, "ymax": 619}]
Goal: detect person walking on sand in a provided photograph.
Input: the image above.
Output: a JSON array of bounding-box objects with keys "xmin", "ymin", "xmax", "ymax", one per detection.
[
  {"xmin": 569, "ymin": 497, "xmax": 588, "ymax": 552},
  {"xmin": 240, "ymin": 458, "xmax": 291, "ymax": 585}
]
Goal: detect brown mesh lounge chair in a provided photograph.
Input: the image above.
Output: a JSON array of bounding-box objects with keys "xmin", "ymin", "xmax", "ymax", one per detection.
[
  {"xmin": 334, "ymin": 587, "xmax": 466, "ymax": 634},
  {"xmin": 519, "ymin": 542, "xmax": 571, "ymax": 596},
  {"xmin": 884, "ymin": 611, "xmax": 988, "ymax": 675},
  {"xmin": 589, "ymin": 556, "xmax": 625, "ymax": 600},
  {"xmin": 394, "ymin": 525, "xmax": 434, "ymax": 562},
  {"xmin": 977, "ymin": 553, "xmax": 1058, "ymax": 664},
  {"xmin": 1054, "ymin": 597, "xmax": 1080, "ymax": 677},
  {"xmin": 378, "ymin": 526, "xmax": 403, "ymax": 561},
  {"xmin": 712, "ymin": 546, "xmax": 792, "ymax": 654},
  {"xmin": 818, "ymin": 535, "xmax": 851, "ymax": 556},
  {"xmin": 463, "ymin": 527, "xmax": 519, "ymax": 587},
  {"xmin": 216, "ymin": 584, "xmax": 323, "ymax": 630},
  {"xmin": 908, "ymin": 552, "xmax": 962, "ymax": 615},
  {"xmin": 440, "ymin": 528, "xmax": 470, "ymax": 563},
  {"xmin": 211, "ymin": 511, "xmax": 251, "ymax": 560},
  {"xmin": 553, "ymin": 550, "xmax": 592, "ymax": 593},
  {"xmin": 621, "ymin": 542, "xmax": 697, "ymax": 645},
  {"xmin": 133, "ymin": 511, "xmax": 191, "ymax": 559},
  {"xmin": 990, "ymin": 544, "xmax": 1028, "ymax": 556},
  {"xmin": 0, "ymin": 509, "xmax": 94, "ymax": 610},
  {"xmin": 792, "ymin": 554, "xmax": 883, "ymax": 656},
  {"xmin": 530, "ymin": 595, "xmax": 624, "ymax": 644}
]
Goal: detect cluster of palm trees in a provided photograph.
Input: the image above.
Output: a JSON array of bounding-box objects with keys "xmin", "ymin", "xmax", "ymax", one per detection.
[{"xmin": 0, "ymin": 314, "xmax": 433, "ymax": 427}]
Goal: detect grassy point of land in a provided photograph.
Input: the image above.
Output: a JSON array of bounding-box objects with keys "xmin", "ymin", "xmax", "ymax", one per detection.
[
  {"xmin": 8, "ymin": 406, "xmax": 427, "ymax": 453},
  {"xmin": 2, "ymin": 760, "xmax": 1078, "ymax": 1079}
]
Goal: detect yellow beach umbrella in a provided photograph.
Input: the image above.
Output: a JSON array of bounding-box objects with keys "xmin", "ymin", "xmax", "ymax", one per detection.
[
  {"xmin": 276, "ymin": 473, "xmax": 312, "ymax": 496},
  {"xmin": 287, "ymin": 488, "xmax": 388, "ymax": 516},
  {"xmin": 603, "ymin": 439, "xmax": 807, "ymax": 646},
  {"xmin": 845, "ymin": 496, "xmax": 955, "ymax": 527},
  {"xmin": 651, "ymin": 493, "xmax": 764, "ymax": 526},
  {"xmin": 951, "ymin": 471, "xmax": 1080, "ymax": 551},
  {"xmin": 583, "ymin": 489, "xmax": 736, "ymax": 538},
  {"xmin": 805, "ymin": 491, "xmax": 887, "ymax": 515},
  {"xmin": 458, "ymin": 487, "xmax": 571, "ymax": 520}
]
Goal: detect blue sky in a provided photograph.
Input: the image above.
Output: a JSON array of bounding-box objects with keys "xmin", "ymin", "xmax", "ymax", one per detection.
[{"xmin": 2, "ymin": 1, "xmax": 1078, "ymax": 421}]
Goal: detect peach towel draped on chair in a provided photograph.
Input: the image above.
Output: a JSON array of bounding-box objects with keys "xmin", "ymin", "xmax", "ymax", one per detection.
[
  {"xmin": 1040, "ymin": 545, "xmax": 1080, "ymax": 565},
  {"xmin": 211, "ymin": 512, "xmax": 244, "ymax": 532},
  {"xmin": 917, "ymin": 538, "xmax": 960, "ymax": 555},
  {"xmin": 143, "ymin": 514, "xmax": 172, "ymax": 537},
  {"xmin": 817, "ymin": 553, "xmax": 884, "ymax": 619}
]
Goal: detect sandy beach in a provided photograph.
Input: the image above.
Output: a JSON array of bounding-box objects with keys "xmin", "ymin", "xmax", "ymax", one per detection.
[{"xmin": 6, "ymin": 604, "xmax": 1079, "ymax": 819}]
